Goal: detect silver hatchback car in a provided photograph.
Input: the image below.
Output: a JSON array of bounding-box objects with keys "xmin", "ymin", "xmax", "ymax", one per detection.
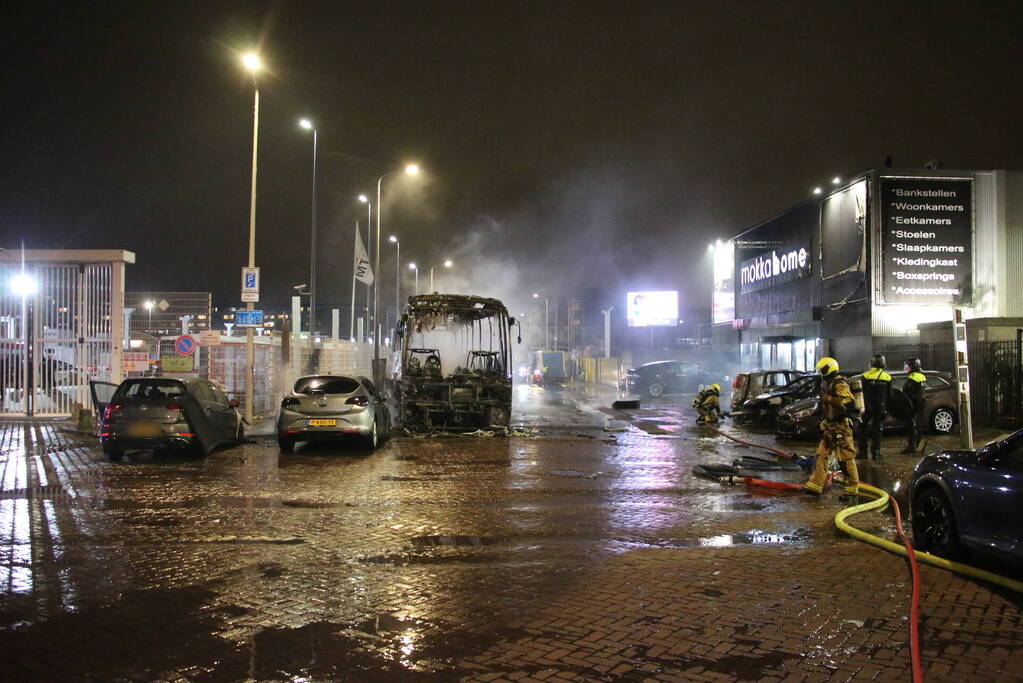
[{"xmin": 276, "ymin": 375, "xmax": 389, "ymax": 452}]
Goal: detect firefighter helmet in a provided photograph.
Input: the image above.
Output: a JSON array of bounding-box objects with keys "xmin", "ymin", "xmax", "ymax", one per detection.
[
  {"xmin": 871, "ymin": 353, "xmax": 886, "ymax": 369},
  {"xmin": 710, "ymin": 383, "xmax": 721, "ymax": 392},
  {"xmin": 816, "ymin": 357, "xmax": 840, "ymax": 376}
]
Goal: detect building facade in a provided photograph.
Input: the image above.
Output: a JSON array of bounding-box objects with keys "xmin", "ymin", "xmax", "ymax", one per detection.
[{"xmin": 713, "ymin": 168, "xmax": 1023, "ymax": 372}]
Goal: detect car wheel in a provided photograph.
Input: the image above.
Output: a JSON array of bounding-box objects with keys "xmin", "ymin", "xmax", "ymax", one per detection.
[
  {"xmin": 277, "ymin": 436, "xmax": 295, "ymax": 453},
  {"xmin": 364, "ymin": 420, "xmax": 379, "ymax": 451},
  {"xmin": 648, "ymin": 382, "xmax": 665, "ymax": 398},
  {"xmin": 912, "ymin": 487, "xmax": 963, "ymax": 560},
  {"xmin": 103, "ymin": 442, "xmax": 123, "ymax": 462},
  {"xmin": 930, "ymin": 407, "xmax": 956, "ymax": 434}
]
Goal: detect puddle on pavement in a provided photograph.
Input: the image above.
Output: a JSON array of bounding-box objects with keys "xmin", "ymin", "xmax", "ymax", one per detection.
[
  {"xmin": 613, "ymin": 527, "xmax": 815, "ymax": 550},
  {"xmin": 409, "ymin": 534, "xmax": 505, "ymax": 548}
]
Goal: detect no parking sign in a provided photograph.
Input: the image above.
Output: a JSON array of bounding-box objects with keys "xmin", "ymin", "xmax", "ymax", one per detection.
[{"xmin": 174, "ymin": 334, "xmax": 197, "ymax": 356}]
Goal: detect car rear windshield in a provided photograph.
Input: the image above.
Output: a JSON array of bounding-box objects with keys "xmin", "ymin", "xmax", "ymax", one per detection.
[
  {"xmin": 294, "ymin": 376, "xmax": 360, "ymax": 395},
  {"xmin": 115, "ymin": 379, "xmax": 187, "ymax": 401}
]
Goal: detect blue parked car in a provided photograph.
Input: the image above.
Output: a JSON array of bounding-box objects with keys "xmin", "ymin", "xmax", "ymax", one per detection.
[{"xmin": 910, "ymin": 428, "xmax": 1023, "ymax": 564}]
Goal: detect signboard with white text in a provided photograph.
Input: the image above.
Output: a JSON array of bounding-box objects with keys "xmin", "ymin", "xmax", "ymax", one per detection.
[
  {"xmin": 880, "ymin": 176, "xmax": 973, "ymax": 305},
  {"xmin": 738, "ymin": 243, "xmax": 811, "ymax": 295}
]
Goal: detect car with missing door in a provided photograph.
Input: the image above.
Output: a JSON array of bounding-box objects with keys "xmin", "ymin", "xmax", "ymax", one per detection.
[
  {"xmin": 731, "ymin": 370, "xmax": 815, "ymax": 421},
  {"xmin": 93, "ymin": 377, "xmax": 243, "ymax": 461},
  {"xmin": 276, "ymin": 375, "xmax": 389, "ymax": 452},
  {"xmin": 775, "ymin": 370, "xmax": 958, "ymax": 439},
  {"xmin": 910, "ymin": 427, "xmax": 1023, "ymax": 565}
]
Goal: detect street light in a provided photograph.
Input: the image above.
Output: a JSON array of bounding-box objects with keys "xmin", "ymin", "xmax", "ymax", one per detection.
[
  {"xmin": 10, "ymin": 273, "xmax": 38, "ymax": 297},
  {"xmin": 389, "ymin": 235, "xmax": 401, "ymax": 316},
  {"xmin": 240, "ymin": 50, "xmax": 262, "ymax": 424},
  {"xmin": 144, "ymin": 299, "xmax": 154, "ymax": 332},
  {"xmin": 430, "ymin": 259, "xmax": 452, "ymax": 292},
  {"xmin": 533, "ymin": 292, "xmax": 549, "ymax": 349},
  {"xmin": 408, "ymin": 262, "xmax": 419, "ymax": 296},
  {"xmin": 299, "ymin": 118, "xmax": 318, "ymax": 335},
  {"xmin": 373, "ymin": 163, "xmax": 422, "ymax": 383}
]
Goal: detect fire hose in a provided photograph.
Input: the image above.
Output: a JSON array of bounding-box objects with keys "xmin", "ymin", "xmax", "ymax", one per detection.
[{"xmin": 703, "ymin": 424, "xmax": 1023, "ymax": 683}]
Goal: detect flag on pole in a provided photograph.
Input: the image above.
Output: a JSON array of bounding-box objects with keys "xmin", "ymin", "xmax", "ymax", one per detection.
[{"xmin": 354, "ymin": 227, "xmax": 374, "ymax": 285}]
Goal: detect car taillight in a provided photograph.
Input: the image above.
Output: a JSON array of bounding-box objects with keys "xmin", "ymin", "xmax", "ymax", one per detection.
[
  {"xmin": 166, "ymin": 403, "xmax": 182, "ymax": 411},
  {"xmin": 281, "ymin": 397, "xmax": 300, "ymax": 407},
  {"xmin": 103, "ymin": 403, "xmax": 122, "ymax": 420},
  {"xmin": 346, "ymin": 395, "xmax": 369, "ymax": 406}
]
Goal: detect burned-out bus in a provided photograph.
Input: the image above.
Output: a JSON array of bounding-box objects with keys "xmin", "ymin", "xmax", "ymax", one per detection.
[{"xmin": 390, "ymin": 294, "xmax": 518, "ymax": 431}]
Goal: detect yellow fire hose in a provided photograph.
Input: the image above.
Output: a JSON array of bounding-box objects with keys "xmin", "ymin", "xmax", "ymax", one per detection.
[{"xmin": 837, "ymin": 483, "xmax": 1023, "ymax": 594}]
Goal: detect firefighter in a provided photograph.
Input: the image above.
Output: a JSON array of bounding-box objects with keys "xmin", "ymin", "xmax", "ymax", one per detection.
[
  {"xmin": 901, "ymin": 357, "xmax": 926, "ymax": 454},
  {"xmin": 693, "ymin": 383, "xmax": 721, "ymax": 424},
  {"xmin": 804, "ymin": 357, "xmax": 859, "ymax": 500},
  {"xmin": 858, "ymin": 354, "xmax": 891, "ymax": 460}
]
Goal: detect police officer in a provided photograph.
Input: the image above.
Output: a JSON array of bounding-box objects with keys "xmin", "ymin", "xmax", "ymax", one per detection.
[
  {"xmin": 693, "ymin": 383, "xmax": 721, "ymax": 424},
  {"xmin": 902, "ymin": 357, "xmax": 926, "ymax": 454},
  {"xmin": 858, "ymin": 354, "xmax": 892, "ymax": 460},
  {"xmin": 804, "ymin": 357, "xmax": 859, "ymax": 500}
]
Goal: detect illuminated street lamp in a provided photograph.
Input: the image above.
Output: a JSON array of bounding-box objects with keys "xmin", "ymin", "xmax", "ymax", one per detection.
[
  {"xmin": 813, "ymin": 186, "xmax": 823, "ymax": 195},
  {"xmin": 533, "ymin": 292, "xmax": 549, "ymax": 350},
  {"xmin": 10, "ymin": 272, "xmax": 38, "ymax": 297},
  {"xmin": 144, "ymin": 299, "xmax": 154, "ymax": 332},
  {"xmin": 298, "ymin": 118, "xmax": 319, "ymax": 335},
  {"xmin": 430, "ymin": 259, "xmax": 452, "ymax": 292},
  {"xmin": 389, "ymin": 235, "xmax": 401, "ymax": 315},
  {"xmin": 240, "ymin": 50, "xmax": 262, "ymax": 424},
  {"xmin": 408, "ymin": 262, "xmax": 419, "ymax": 295},
  {"xmin": 373, "ymin": 164, "xmax": 421, "ymax": 382}
]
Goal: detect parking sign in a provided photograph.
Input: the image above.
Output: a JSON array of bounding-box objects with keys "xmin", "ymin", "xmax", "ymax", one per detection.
[{"xmin": 241, "ymin": 267, "xmax": 260, "ymax": 302}]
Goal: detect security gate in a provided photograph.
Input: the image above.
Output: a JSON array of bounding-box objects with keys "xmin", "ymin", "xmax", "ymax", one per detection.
[{"xmin": 0, "ymin": 251, "xmax": 132, "ymax": 417}]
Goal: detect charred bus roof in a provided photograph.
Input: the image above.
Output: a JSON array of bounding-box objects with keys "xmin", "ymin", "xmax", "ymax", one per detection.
[{"xmin": 404, "ymin": 294, "xmax": 509, "ymax": 322}]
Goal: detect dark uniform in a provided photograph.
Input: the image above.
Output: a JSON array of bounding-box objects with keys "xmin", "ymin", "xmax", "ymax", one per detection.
[
  {"xmin": 805, "ymin": 358, "xmax": 859, "ymax": 497},
  {"xmin": 902, "ymin": 363, "xmax": 926, "ymax": 454},
  {"xmin": 858, "ymin": 363, "xmax": 891, "ymax": 460}
]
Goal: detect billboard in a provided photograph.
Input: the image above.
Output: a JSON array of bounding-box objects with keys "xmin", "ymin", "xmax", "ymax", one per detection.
[
  {"xmin": 712, "ymin": 241, "xmax": 735, "ymax": 324},
  {"xmin": 880, "ymin": 176, "xmax": 973, "ymax": 305},
  {"xmin": 627, "ymin": 291, "xmax": 678, "ymax": 327}
]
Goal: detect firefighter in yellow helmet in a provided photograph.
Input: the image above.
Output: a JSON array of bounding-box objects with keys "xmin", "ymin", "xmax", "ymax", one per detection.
[
  {"xmin": 804, "ymin": 357, "xmax": 860, "ymax": 500},
  {"xmin": 693, "ymin": 383, "xmax": 721, "ymax": 424}
]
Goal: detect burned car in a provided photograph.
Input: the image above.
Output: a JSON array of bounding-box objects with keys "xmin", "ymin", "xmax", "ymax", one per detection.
[{"xmin": 391, "ymin": 294, "xmax": 518, "ymax": 431}]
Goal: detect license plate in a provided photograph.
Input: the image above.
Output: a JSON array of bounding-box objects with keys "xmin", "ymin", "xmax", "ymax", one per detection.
[
  {"xmin": 307, "ymin": 419, "xmax": 337, "ymax": 427},
  {"xmin": 128, "ymin": 422, "xmax": 161, "ymax": 437}
]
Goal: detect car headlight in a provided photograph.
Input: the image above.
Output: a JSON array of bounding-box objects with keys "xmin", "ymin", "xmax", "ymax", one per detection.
[
  {"xmin": 792, "ymin": 408, "xmax": 815, "ymax": 420},
  {"xmin": 768, "ymin": 397, "xmax": 782, "ymax": 405}
]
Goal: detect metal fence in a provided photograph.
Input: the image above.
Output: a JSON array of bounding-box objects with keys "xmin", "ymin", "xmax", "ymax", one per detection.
[
  {"xmin": 879, "ymin": 340, "xmax": 1023, "ymax": 427},
  {"xmin": 1, "ymin": 261, "xmax": 120, "ymax": 417},
  {"xmin": 159, "ymin": 335, "xmax": 374, "ymax": 416}
]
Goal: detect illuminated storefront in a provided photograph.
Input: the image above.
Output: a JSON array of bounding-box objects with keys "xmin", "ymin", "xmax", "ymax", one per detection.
[{"xmin": 713, "ymin": 168, "xmax": 1023, "ymax": 371}]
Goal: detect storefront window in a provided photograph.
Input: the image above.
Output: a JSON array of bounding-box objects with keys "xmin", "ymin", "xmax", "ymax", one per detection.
[
  {"xmin": 793, "ymin": 340, "xmax": 806, "ymax": 371},
  {"xmin": 777, "ymin": 342, "xmax": 792, "ymax": 369}
]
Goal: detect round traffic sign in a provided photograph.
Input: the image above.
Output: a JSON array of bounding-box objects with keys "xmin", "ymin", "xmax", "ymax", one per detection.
[{"xmin": 174, "ymin": 334, "xmax": 197, "ymax": 357}]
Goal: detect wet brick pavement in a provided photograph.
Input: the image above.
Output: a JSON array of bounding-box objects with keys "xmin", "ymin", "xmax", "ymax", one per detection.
[{"xmin": 0, "ymin": 386, "xmax": 1021, "ymax": 681}]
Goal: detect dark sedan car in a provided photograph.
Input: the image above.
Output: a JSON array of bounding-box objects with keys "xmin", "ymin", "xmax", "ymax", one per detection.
[
  {"xmin": 776, "ymin": 371, "xmax": 958, "ymax": 439},
  {"xmin": 910, "ymin": 428, "xmax": 1023, "ymax": 563},
  {"xmin": 620, "ymin": 360, "xmax": 726, "ymax": 398}
]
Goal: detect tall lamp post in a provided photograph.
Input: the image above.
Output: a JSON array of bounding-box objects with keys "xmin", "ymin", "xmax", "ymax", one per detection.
[
  {"xmin": 373, "ymin": 163, "xmax": 420, "ymax": 383},
  {"xmin": 357, "ymin": 194, "xmax": 372, "ymax": 340},
  {"xmin": 241, "ymin": 51, "xmax": 262, "ymax": 425},
  {"xmin": 408, "ymin": 262, "xmax": 419, "ymax": 296},
  {"xmin": 533, "ymin": 292, "xmax": 549, "ymax": 350},
  {"xmin": 389, "ymin": 235, "xmax": 400, "ymax": 317},
  {"xmin": 430, "ymin": 259, "xmax": 453, "ymax": 292},
  {"xmin": 298, "ymin": 118, "xmax": 318, "ymax": 335}
]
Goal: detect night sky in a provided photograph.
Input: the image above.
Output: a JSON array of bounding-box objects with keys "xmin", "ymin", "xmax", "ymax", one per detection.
[{"xmin": 3, "ymin": 1, "xmax": 1023, "ymax": 323}]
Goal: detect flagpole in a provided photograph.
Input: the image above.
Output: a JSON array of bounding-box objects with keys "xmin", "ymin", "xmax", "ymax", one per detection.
[{"xmin": 349, "ymin": 220, "xmax": 358, "ymax": 340}]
